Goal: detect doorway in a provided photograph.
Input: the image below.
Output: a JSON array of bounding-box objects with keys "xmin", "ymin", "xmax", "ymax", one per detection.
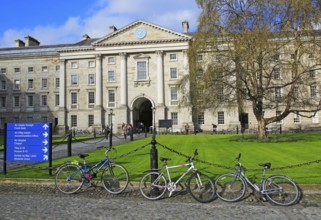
[{"xmin": 132, "ymin": 98, "xmax": 153, "ymax": 132}]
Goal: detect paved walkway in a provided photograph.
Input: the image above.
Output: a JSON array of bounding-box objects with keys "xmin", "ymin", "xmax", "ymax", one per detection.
[{"xmin": 1, "ymin": 180, "xmax": 321, "ymax": 220}]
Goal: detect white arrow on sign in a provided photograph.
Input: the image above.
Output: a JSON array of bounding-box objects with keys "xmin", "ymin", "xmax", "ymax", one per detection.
[
  {"xmin": 42, "ymin": 147, "xmax": 48, "ymax": 153},
  {"xmin": 42, "ymin": 139, "xmax": 48, "ymax": 145},
  {"xmin": 43, "ymin": 155, "xmax": 48, "ymax": 161},
  {"xmin": 43, "ymin": 124, "xmax": 49, "ymax": 130},
  {"xmin": 43, "ymin": 132, "xmax": 48, "ymax": 138}
]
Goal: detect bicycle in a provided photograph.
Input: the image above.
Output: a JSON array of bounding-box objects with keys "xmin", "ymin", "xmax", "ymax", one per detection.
[
  {"xmin": 55, "ymin": 146, "xmax": 129, "ymax": 195},
  {"xmin": 215, "ymin": 153, "xmax": 300, "ymax": 206},
  {"xmin": 139, "ymin": 149, "xmax": 215, "ymax": 203}
]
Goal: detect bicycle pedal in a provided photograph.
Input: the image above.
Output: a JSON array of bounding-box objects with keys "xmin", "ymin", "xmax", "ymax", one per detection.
[{"xmin": 261, "ymin": 196, "xmax": 267, "ymax": 202}]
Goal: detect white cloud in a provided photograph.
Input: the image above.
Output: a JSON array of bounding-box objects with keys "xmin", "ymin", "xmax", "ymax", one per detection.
[{"xmin": 0, "ymin": 0, "xmax": 200, "ymax": 47}]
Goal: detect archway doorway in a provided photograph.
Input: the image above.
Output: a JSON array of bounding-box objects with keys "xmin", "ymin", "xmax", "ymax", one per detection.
[{"xmin": 132, "ymin": 98, "xmax": 153, "ymax": 132}]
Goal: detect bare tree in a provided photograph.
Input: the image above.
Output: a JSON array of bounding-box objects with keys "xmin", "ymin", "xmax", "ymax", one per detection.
[{"xmin": 181, "ymin": 0, "xmax": 321, "ymax": 139}]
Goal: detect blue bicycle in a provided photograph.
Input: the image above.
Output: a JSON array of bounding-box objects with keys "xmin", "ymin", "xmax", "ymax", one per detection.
[{"xmin": 55, "ymin": 146, "xmax": 129, "ymax": 194}]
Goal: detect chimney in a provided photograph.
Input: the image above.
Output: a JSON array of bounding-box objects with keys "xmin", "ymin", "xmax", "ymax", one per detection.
[
  {"xmin": 24, "ymin": 36, "xmax": 40, "ymax": 47},
  {"xmin": 109, "ymin": 25, "xmax": 117, "ymax": 33},
  {"xmin": 82, "ymin": 34, "xmax": 91, "ymax": 40},
  {"xmin": 15, "ymin": 39, "xmax": 25, "ymax": 47},
  {"xmin": 182, "ymin": 20, "xmax": 189, "ymax": 33}
]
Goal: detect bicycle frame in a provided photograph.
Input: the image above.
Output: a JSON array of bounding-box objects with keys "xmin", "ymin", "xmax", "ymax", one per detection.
[
  {"xmin": 234, "ymin": 162, "xmax": 281, "ymax": 195},
  {"xmin": 82, "ymin": 156, "xmax": 111, "ymax": 175},
  {"xmin": 164, "ymin": 162, "xmax": 196, "ymax": 185},
  {"xmin": 234, "ymin": 164, "xmax": 261, "ymax": 192},
  {"xmin": 153, "ymin": 161, "xmax": 198, "ymax": 197}
]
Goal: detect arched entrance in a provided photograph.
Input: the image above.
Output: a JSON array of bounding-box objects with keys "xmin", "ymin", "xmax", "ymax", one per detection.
[{"xmin": 132, "ymin": 97, "xmax": 153, "ymax": 132}]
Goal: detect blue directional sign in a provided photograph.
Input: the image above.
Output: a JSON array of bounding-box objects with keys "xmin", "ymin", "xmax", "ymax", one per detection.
[{"xmin": 6, "ymin": 123, "xmax": 50, "ymax": 162}]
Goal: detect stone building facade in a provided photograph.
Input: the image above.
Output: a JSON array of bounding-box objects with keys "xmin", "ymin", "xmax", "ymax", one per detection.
[
  {"xmin": 0, "ymin": 20, "xmax": 320, "ymax": 134},
  {"xmin": 0, "ymin": 20, "xmax": 193, "ymax": 134}
]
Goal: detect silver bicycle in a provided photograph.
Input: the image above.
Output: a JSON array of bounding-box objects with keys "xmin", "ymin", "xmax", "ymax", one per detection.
[
  {"xmin": 139, "ymin": 149, "xmax": 215, "ymax": 203},
  {"xmin": 215, "ymin": 153, "xmax": 299, "ymax": 206}
]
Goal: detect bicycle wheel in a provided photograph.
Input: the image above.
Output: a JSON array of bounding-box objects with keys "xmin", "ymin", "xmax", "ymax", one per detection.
[
  {"xmin": 139, "ymin": 172, "xmax": 167, "ymax": 200},
  {"xmin": 263, "ymin": 175, "xmax": 299, "ymax": 206},
  {"xmin": 187, "ymin": 172, "xmax": 215, "ymax": 203},
  {"xmin": 215, "ymin": 173, "xmax": 246, "ymax": 202},
  {"xmin": 101, "ymin": 163, "xmax": 129, "ymax": 194},
  {"xmin": 55, "ymin": 164, "xmax": 84, "ymax": 194}
]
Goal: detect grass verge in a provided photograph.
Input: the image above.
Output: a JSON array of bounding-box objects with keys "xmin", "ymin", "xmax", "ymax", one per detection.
[{"xmin": 1, "ymin": 133, "xmax": 321, "ymax": 184}]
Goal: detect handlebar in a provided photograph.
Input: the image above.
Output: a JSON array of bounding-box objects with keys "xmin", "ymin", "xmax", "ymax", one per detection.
[
  {"xmin": 97, "ymin": 146, "xmax": 113, "ymax": 155},
  {"xmin": 186, "ymin": 149, "xmax": 198, "ymax": 162}
]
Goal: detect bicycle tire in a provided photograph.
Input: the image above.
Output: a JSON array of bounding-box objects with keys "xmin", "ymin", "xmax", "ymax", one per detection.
[
  {"xmin": 139, "ymin": 172, "xmax": 167, "ymax": 200},
  {"xmin": 263, "ymin": 175, "xmax": 299, "ymax": 206},
  {"xmin": 55, "ymin": 164, "xmax": 84, "ymax": 194},
  {"xmin": 187, "ymin": 172, "xmax": 215, "ymax": 203},
  {"xmin": 101, "ymin": 163, "xmax": 129, "ymax": 194},
  {"xmin": 215, "ymin": 173, "xmax": 246, "ymax": 202}
]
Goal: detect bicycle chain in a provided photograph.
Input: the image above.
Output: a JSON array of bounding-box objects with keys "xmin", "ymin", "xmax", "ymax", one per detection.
[{"xmin": 110, "ymin": 143, "xmax": 151, "ymax": 160}]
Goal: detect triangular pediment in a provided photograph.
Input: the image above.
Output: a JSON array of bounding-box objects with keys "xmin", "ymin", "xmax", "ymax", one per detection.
[{"xmin": 92, "ymin": 20, "xmax": 192, "ymax": 46}]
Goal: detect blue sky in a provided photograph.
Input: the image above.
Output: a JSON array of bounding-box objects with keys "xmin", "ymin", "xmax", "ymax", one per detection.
[{"xmin": 0, "ymin": 0, "xmax": 201, "ymax": 48}]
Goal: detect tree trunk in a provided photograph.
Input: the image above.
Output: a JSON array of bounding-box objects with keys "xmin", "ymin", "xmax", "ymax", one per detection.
[{"xmin": 257, "ymin": 119, "xmax": 267, "ymax": 140}]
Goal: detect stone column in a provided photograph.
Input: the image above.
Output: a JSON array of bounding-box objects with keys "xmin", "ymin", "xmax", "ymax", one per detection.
[
  {"xmin": 93, "ymin": 54, "xmax": 103, "ymax": 130},
  {"xmin": 156, "ymin": 50, "xmax": 164, "ymax": 105},
  {"xmin": 57, "ymin": 59, "xmax": 67, "ymax": 133},
  {"xmin": 120, "ymin": 52, "xmax": 127, "ymax": 107},
  {"xmin": 95, "ymin": 54, "xmax": 102, "ymax": 107},
  {"xmin": 118, "ymin": 52, "xmax": 129, "ymax": 124}
]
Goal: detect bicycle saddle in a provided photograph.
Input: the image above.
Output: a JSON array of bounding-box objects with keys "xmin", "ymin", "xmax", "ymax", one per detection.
[
  {"xmin": 259, "ymin": 163, "xmax": 271, "ymax": 169},
  {"xmin": 160, "ymin": 157, "xmax": 171, "ymax": 162},
  {"xmin": 79, "ymin": 154, "xmax": 90, "ymax": 159}
]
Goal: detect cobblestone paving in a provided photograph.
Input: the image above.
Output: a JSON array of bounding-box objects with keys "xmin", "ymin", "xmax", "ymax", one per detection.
[{"xmin": 1, "ymin": 181, "xmax": 321, "ymax": 220}]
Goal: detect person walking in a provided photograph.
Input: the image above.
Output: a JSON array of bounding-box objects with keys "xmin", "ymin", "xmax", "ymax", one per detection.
[
  {"xmin": 122, "ymin": 123, "xmax": 127, "ymax": 140},
  {"xmin": 212, "ymin": 124, "xmax": 217, "ymax": 134},
  {"xmin": 185, "ymin": 123, "xmax": 190, "ymax": 134}
]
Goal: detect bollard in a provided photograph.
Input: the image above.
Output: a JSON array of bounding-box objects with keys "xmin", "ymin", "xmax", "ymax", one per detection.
[
  {"xmin": 67, "ymin": 132, "xmax": 72, "ymax": 157},
  {"xmin": 109, "ymin": 127, "xmax": 113, "ymax": 147},
  {"xmin": 150, "ymin": 138, "xmax": 158, "ymax": 171},
  {"xmin": 130, "ymin": 128, "xmax": 134, "ymax": 141}
]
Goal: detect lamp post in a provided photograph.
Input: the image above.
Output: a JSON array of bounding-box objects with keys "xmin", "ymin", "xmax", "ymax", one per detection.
[
  {"xmin": 109, "ymin": 109, "xmax": 113, "ymax": 147},
  {"xmin": 150, "ymin": 107, "xmax": 158, "ymax": 170}
]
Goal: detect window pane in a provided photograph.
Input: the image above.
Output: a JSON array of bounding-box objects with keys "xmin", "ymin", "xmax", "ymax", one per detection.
[
  {"xmin": 27, "ymin": 96, "xmax": 33, "ymax": 107},
  {"xmin": 88, "ymin": 115, "xmax": 94, "ymax": 126},
  {"xmin": 137, "ymin": 61, "xmax": 147, "ymax": 80},
  {"xmin": 71, "ymin": 115, "xmax": 77, "ymax": 127},
  {"xmin": 41, "ymin": 95, "xmax": 47, "ymax": 106},
  {"xmin": 71, "ymin": 75, "xmax": 78, "ymax": 85},
  {"xmin": 108, "ymin": 71, "xmax": 115, "ymax": 82},
  {"xmin": 42, "ymin": 79, "xmax": 48, "ymax": 89},
  {"xmin": 171, "ymin": 112, "xmax": 178, "ymax": 125},
  {"xmin": 88, "ymin": 92, "xmax": 95, "ymax": 104},
  {"xmin": 71, "ymin": 92, "xmax": 77, "ymax": 104},
  {"xmin": 88, "ymin": 74, "xmax": 95, "ymax": 84},
  {"xmin": 218, "ymin": 112, "xmax": 224, "ymax": 124},
  {"xmin": 170, "ymin": 87, "xmax": 178, "ymax": 100},
  {"xmin": 56, "ymin": 78, "xmax": 60, "ymax": 88},
  {"xmin": 170, "ymin": 68, "xmax": 177, "ymax": 79},
  {"xmin": 108, "ymin": 90, "xmax": 115, "ymax": 102}
]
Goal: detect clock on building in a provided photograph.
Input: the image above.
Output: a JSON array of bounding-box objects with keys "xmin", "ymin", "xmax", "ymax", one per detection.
[{"xmin": 135, "ymin": 28, "xmax": 147, "ymax": 39}]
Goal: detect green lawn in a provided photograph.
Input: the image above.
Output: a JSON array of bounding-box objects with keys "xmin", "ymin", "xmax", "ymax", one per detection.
[{"xmin": 1, "ymin": 133, "xmax": 321, "ymax": 184}]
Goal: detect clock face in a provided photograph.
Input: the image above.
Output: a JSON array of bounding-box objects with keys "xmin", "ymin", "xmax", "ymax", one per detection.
[{"xmin": 135, "ymin": 28, "xmax": 147, "ymax": 39}]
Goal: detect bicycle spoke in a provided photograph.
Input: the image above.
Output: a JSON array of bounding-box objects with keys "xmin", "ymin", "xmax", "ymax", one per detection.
[
  {"xmin": 188, "ymin": 172, "xmax": 215, "ymax": 203},
  {"xmin": 55, "ymin": 164, "xmax": 83, "ymax": 194},
  {"xmin": 264, "ymin": 175, "xmax": 299, "ymax": 206},
  {"xmin": 215, "ymin": 173, "xmax": 246, "ymax": 202},
  {"xmin": 139, "ymin": 172, "xmax": 167, "ymax": 200},
  {"xmin": 101, "ymin": 164, "xmax": 129, "ymax": 194}
]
